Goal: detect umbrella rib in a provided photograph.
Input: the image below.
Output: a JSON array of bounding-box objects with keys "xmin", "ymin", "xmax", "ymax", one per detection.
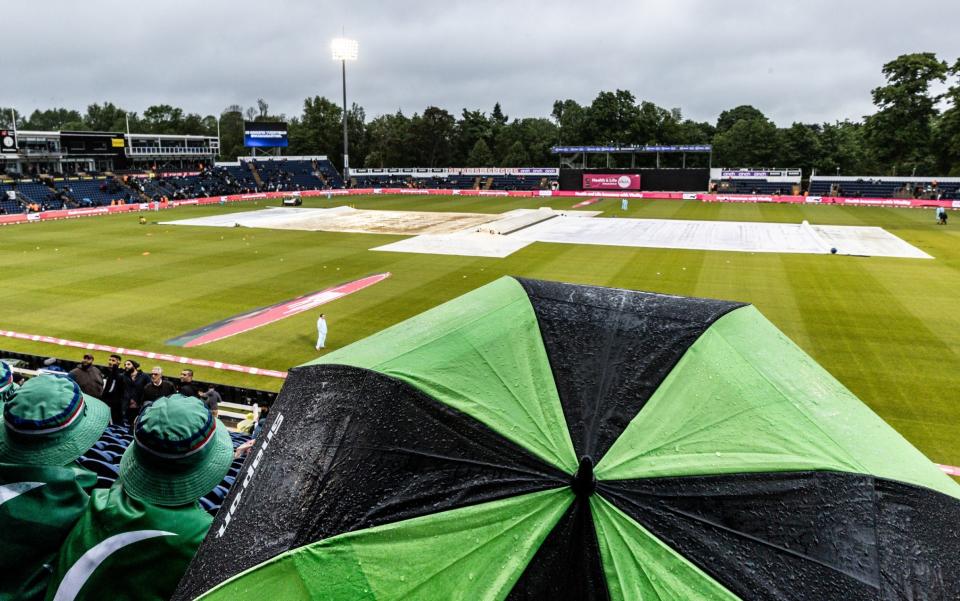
[
  {"xmin": 634, "ymin": 499, "xmax": 880, "ymax": 588},
  {"xmin": 312, "ymin": 443, "xmax": 568, "ymax": 480}
]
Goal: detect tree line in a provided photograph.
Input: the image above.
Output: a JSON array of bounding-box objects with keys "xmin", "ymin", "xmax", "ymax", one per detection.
[{"xmin": 3, "ymin": 53, "xmax": 960, "ymax": 176}]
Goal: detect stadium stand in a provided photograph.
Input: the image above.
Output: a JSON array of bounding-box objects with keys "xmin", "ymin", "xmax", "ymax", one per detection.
[
  {"xmin": 0, "ymin": 161, "xmax": 566, "ymax": 215},
  {"xmin": 350, "ymin": 169, "xmax": 556, "ymax": 190},
  {"xmin": 710, "ymin": 168, "xmax": 802, "ymax": 196},
  {"xmin": 77, "ymin": 422, "xmax": 252, "ymax": 516},
  {"xmin": 8, "ymin": 180, "xmax": 59, "ymax": 207},
  {"xmin": 245, "ymin": 157, "xmax": 342, "ymax": 189},
  {"xmin": 0, "ymin": 181, "xmax": 25, "ymax": 213},
  {"xmin": 53, "ymin": 177, "xmax": 134, "ymax": 206},
  {"xmin": 808, "ymin": 176, "xmax": 960, "ymax": 199}
]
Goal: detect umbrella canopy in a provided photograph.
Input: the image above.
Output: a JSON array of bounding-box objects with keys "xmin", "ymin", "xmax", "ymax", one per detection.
[{"xmin": 174, "ymin": 276, "xmax": 960, "ymax": 601}]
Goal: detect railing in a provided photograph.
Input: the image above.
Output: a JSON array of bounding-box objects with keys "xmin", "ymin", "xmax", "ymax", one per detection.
[{"xmin": 127, "ymin": 146, "xmax": 217, "ymax": 156}]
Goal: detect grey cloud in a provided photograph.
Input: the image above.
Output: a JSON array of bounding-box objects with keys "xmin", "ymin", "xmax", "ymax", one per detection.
[{"xmin": 6, "ymin": 0, "xmax": 959, "ymax": 127}]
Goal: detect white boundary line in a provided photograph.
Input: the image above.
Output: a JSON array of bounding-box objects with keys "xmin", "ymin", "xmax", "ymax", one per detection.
[{"xmin": 0, "ymin": 330, "xmax": 287, "ymax": 379}]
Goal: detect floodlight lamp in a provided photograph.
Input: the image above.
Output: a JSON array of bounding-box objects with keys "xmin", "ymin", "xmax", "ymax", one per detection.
[{"xmin": 331, "ymin": 38, "xmax": 359, "ymax": 61}]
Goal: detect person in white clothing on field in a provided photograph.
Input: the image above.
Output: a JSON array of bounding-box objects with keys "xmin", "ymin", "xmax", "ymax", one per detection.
[{"xmin": 316, "ymin": 313, "xmax": 328, "ymax": 350}]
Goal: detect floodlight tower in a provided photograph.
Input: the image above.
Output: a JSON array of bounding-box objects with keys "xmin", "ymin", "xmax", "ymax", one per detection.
[{"xmin": 331, "ymin": 37, "xmax": 358, "ymax": 182}]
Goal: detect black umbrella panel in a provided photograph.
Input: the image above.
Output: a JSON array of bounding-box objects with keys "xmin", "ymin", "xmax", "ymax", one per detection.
[{"xmin": 174, "ymin": 277, "xmax": 960, "ymax": 600}]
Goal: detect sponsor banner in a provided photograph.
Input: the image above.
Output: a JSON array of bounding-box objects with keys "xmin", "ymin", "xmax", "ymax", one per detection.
[
  {"xmin": 158, "ymin": 171, "xmax": 202, "ymax": 178},
  {"xmin": 515, "ymin": 168, "xmax": 559, "ymax": 176},
  {"xmin": 559, "ymin": 191, "xmax": 648, "ymax": 198},
  {"xmin": 65, "ymin": 207, "xmax": 111, "ymax": 217},
  {"xmin": 351, "ymin": 167, "xmax": 559, "ymax": 177},
  {"xmin": 552, "ymin": 145, "xmax": 711, "ymax": 153},
  {"xmin": 719, "ymin": 169, "xmax": 802, "ymax": 178},
  {"xmin": 832, "ymin": 197, "xmax": 914, "ymax": 207},
  {"xmin": 682, "ymin": 193, "xmax": 698, "ymax": 200},
  {"xmin": 0, "ymin": 329, "xmax": 287, "ymax": 379},
  {"xmin": 582, "ymin": 174, "xmax": 642, "ymax": 191}
]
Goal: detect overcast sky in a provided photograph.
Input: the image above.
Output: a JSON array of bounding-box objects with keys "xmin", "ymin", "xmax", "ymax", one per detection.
[{"xmin": 6, "ymin": 0, "xmax": 959, "ymax": 127}]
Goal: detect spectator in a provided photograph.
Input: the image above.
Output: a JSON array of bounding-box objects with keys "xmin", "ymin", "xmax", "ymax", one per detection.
[
  {"xmin": 45, "ymin": 395, "xmax": 233, "ymax": 601},
  {"xmin": 121, "ymin": 360, "xmax": 149, "ymax": 424},
  {"xmin": 69, "ymin": 353, "xmax": 104, "ymax": 398},
  {"xmin": 0, "ymin": 361, "xmax": 16, "ymax": 408},
  {"xmin": 177, "ymin": 368, "xmax": 199, "ymax": 398},
  {"xmin": 41, "ymin": 356, "xmax": 66, "ymax": 373},
  {"xmin": 199, "ymin": 384, "xmax": 222, "ymax": 418},
  {"xmin": 252, "ymin": 405, "xmax": 269, "ymax": 439},
  {"xmin": 142, "ymin": 367, "xmax": 176, "ymax": 405},
  {"xmin": 100, "ymin": 354, "xmax": 125, "ymax": 426},
  {"xmin": 0, "ymin": 377, "xmax": 110, "ymax": 601}
]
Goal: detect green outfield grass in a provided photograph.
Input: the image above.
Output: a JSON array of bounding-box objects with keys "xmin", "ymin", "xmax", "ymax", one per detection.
[{"xmin": 1, "ymin": 194, "xmax": 958, "ymax": 466}]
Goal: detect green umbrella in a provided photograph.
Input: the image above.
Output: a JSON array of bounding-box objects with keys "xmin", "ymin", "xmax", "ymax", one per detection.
[{"xmin": 174, "ymin": 276, "xmax": 960, "ymax": 600}]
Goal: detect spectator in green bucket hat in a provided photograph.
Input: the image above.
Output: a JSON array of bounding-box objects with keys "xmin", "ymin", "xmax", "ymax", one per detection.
[
  {"xmin": 45, "ymin": 394, "xmax": 234, "ymax": 601},
  {"xmin": 0, "ymin": 375, "xmax": 110, "ymax": 601},
  {"xmin": 0, "ymin": 360, "xmax": 15, "ymax": 409}
]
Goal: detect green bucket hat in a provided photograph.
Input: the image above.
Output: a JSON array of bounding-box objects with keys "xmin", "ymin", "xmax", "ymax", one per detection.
[
  {"xmin": 0, "ymin": 375, "xmax": 110, "ymax": 466},
  {"xmin": 119, "ymin": 394, "xmax": 234, "ymax": 507}
]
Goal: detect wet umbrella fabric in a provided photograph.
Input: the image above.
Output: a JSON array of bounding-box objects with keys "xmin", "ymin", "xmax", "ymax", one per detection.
[{"xmin": 173, "ymin": 277, "xmax": 960, "ymax": 601}]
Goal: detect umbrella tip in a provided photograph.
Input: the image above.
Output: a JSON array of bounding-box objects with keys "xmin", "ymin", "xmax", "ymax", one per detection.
[{"xmin": 571, "ymin": 456, "xmax": 596, "ymax": 498}]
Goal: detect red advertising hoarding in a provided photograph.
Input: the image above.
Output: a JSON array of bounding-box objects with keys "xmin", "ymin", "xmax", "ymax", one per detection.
[{"xmin": 582, "ymin": 173, "xmax": 642, "ymax": 191}]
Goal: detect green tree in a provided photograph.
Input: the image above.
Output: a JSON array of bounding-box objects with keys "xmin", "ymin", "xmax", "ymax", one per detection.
[
  {"xmin": 551, "ymin": 99, "xmax": 589, "ymax": 146},
  {"xmin": 0, "ymin": 108, "xmax": 22, "ymax": 129},
  {"xmin": 713, "ymin": 117, "xmax": 779, "ymax": 166},
  {"xmin": 455, "ymin": 109, "xmax": 492, "ymax": 165},
  {"xmin": 716, "ymin": 105, "xmax": 767, "ymax": 133},
  {"xmin": 466, "ymin": 138, "xmax": 494, "ymax": 166},
  {"xmin": 364, "ymin": 111, "xmax": 412, "ymax": 167},
  {"xmin": 509, "ymin": 117, "xmax": 558, "ymax": 165},
  {"xmin": 864, "ymin": 52, "xmax": 948, "ymax": 175},
  {"xmin": 500, "ymin": 140, "xmax": 529, "ymax": 166},
  {"xmin": 345, "ymin": 103, "xmax": 367, "ymax": 169},
  {"xmin": 287, "ymin": 96, "xmax": 342, "ymax": 162},
  {"xmin": 815, "ymin": 121, "xmax": 877, "ymax": 176},
  {"xmin": 218, "ymin": 105, "xmax": 246, "ymax": 161},
  {"xmin": 409, "ymin": 106, "xmax": 456, "ymax": 167},
  {"xmin": 83, "ymin": 102, "xmax": 129, "ymax": 132},
  {"xmin": 934, "ymin": 58, "xmax": 960, "ymax": 175},
  {"xmin": 777, "ymin": 123, "xmax": 823, "ymax": 173},
  {"xmin": 23, "ymin": 108, "xmax": 83, "ymax": 130},
  {"xmin": 141, "ymin": 105, "xmax": 185, "ymax": 134},
  {"xmin": 590, "ymin": 90, "xmax": 639, "ymax": 145}
]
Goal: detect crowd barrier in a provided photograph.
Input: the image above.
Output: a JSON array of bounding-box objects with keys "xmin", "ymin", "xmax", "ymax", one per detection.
[{"xmin": 1, "ymin": 188, "xmax": 957, "ymax": 228}]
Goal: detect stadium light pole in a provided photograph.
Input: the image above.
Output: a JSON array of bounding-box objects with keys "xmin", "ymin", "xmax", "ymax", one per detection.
[{"xmin": 331, "ymin": 37, "xmax": 358, "ymax": 182}]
